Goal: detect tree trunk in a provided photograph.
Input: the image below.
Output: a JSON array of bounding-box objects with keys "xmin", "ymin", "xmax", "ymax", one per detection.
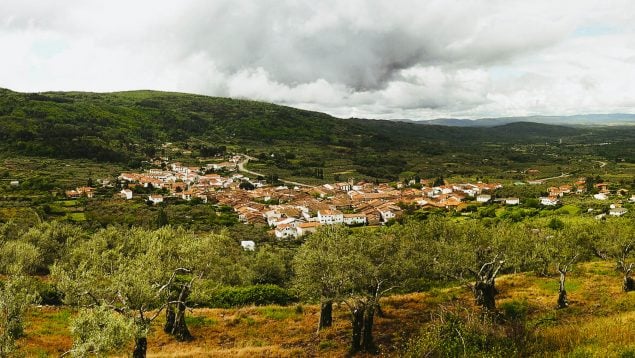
[
  {"xmin": 557, "ymin": 271, "xmax": 568, "ymax": 309},
  {"xmin": 623, "ymin": 275, "xmax": 635, "ymax": 292},
  {"xmin": 318, "ymin": 301, "xmax": 333, "ymax": 330},
  {"xmin": 376, "ymin": 303, "xmax": 385, "ymax": 318},
  {"xmin": 132, "ymin": 337, "xmax": 147, "ymax": 358},
  {"xmin": 474, "ymin": 280, "xmax": 498, "ymax": 310},
  {"xmin": 171, "ymin": 286, "xmax": 193, "ymax": 341},
  {"xmin": 361, "ymin": 305, "xmax": 376, "ymax": 353},
  {"xmin": 350, "ymin": 308, "xmax": 364, "ymax": 354},
  {"xmin": 164, "ymin": 304, "xmax": 175, "ymax": 333}
]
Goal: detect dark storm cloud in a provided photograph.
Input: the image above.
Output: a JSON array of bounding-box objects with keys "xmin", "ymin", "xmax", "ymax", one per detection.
[{"xmin": 1, "ymin": 0, "xmax": 634, "ymax": 119}]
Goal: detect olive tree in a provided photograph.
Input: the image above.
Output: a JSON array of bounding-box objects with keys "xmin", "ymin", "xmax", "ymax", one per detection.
[
  {"xmin": 54, "ymin": 226, "xmax": 242, "ymax": 356},
  {"xmin": 0, "ymin": 235, "xmax": 40, "ymax": 356},
  {"xmin": 67, "ymin": 306, "xmax": 135, "ymax": 357},
  {"xmin": 293, "ymin": 225, "xmax": 350, "ymax": 331},
  {"xmin": 0, "ymin": 276, "xmax": 38, "ymax": 356},
  {"xmin": 19, "ymin": 221, "xmax": 86, "ymax": 274},
  {"xmin": 344, "ymin": 228, "xmax": 415, "ymax": 353},
  {"xmin": 591, "ymin": 219, "xmax": 635, "ymax": 292},
  {"xmin": 53, "ymin": 226, "xmax": 173, "ymax": 357},
  {"xmin": 431, "ymin": 220, "xmax": 532, "ymax": 311},
  {"xmin": 294, "ymin": 225, "xmax": 414, "ymax": 354},
  {"xmin": 160, "ymin": 228, "xmax": 243, "ymax": 341}
]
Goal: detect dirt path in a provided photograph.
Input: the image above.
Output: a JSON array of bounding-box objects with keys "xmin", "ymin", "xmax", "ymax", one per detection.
[{"xmin": 236, "ymin": 156, "xmax": 315, "ymax": 188}]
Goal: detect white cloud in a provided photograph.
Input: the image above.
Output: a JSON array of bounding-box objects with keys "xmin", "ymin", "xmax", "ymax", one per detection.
[{"xmin": 0, "ymin": 0, "xmax": 634, "ymax": 119}]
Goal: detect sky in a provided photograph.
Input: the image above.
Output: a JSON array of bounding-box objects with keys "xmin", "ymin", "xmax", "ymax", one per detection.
[{"xmin": 1, "ymin": 0, "xmax": 635, "ymax": 120}]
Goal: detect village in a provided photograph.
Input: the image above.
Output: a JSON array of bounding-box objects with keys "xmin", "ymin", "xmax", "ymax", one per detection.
[{"xmin": 60, "ymin": 155, "xmax": 633, "ymax": 238}]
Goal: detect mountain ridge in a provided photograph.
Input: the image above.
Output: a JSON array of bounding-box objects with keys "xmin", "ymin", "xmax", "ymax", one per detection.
[{"xmin": 399, "ymin": 113, "xmax": 635, "ymax": 127}]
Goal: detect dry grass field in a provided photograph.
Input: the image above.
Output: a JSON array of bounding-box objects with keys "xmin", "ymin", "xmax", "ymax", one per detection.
[{"xmin": 16, "ymin": 260, "xmax": 635, "ymax": 357}]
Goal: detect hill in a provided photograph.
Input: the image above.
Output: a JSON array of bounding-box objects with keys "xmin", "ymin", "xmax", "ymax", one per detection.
[
  {"xmin": 17, "ymin": 260, "xmax": 635, "ymax": 357},
  {"xmin": 417, "ymin": 113, "xmax": 635, "ymax": 127},
  {"xmin": 1, "ymin": 88, "xmax": 633, "ymax": 182},
  {"xmin": 0, "ymin": 88, "xmax": 592, "ymax": 158}
]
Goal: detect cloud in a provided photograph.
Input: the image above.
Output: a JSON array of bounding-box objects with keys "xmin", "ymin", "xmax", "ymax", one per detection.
[{"xmin": 0, "ymin": 0, "xmax": 634, "ymax": 119}]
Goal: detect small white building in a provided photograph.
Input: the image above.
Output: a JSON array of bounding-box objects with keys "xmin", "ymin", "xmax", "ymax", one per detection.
[
  {"xmin": 148, "ymin": 194, "xmax": 164, "ymax": 205},
  {"xmin": 120, "ymin": 189, "xmax": 133, "ymax": 200},
  {"xmin": 594, "ymin": 193, "xmax": 608, "ymax": 200},
  {"xmin": 240, "ymin": 240, "xmax": 256, "ymax": 251},
  {"xmin": 540, "ymin": 196, "xmax": 559, "ymax": 206},
  {"xmin": 609, "ymin": 207, "xmax": 628, "ymax": 217},
  {"xmin": 377, "ymin": 205, "xmax": 401, "ymax": 223},
  {"xmin": 343, "ymin": 213, "xmax": 367, "ymax": 225},
  {"xmin": 275, "ymin": 224, "xmax": 297, "ymax": 238},
  {"xmin": 476, "ymin": 194, "xmax": 492, "ymax": 203},
  {"xmin": 9, "ymin": 180, "xmax": 19, "ymax": 187},
  {"xmin": 297, "ymin": 222, "xmax": 321, "ymax": 236},
  {"xmin": 317, "ymin": 209, "xmax": 344, "ymax": 225},
  {"xmin": 505, "ymin": 197, "xmax": 520, "ymax": 205},
  {"xmin": 335, "ymin": 182, "xmax": 352, "ymax": 192}
]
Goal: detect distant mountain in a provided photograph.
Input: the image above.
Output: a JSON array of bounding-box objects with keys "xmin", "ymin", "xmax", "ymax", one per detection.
[{"xmin": 415, "ymin": 113, "xmax": 635, "ymax": 127}]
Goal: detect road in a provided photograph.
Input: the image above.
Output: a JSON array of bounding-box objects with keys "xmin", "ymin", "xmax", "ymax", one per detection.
[
  {"xmin": 236, "ymin": 156, "xmax": 315, "ymax": 188},
  {"xmin": 536, "ymin": 172, "xmax": 572, "ymax": 182}
]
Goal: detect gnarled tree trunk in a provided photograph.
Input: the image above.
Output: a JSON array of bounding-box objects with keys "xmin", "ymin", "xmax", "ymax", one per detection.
[
  {"xmin": 170, "ymin": 285, "xmax": 193, "ymax": 341},
  {"xmin": 474, "ymin": 280, "xmax": 498, "ymax": 310},
  {"xmin": 619, "ymin": 245, "xmax": 635, "ymax": 292},
  {"xmin": 350, "ymin": 308, "xmax": 364, "ymax": 354},
  {"xmin": 318, "ymin": 301, "xmax": 333, "ymax": 330},
  {"xmin": 624, "ymin": 275, "xmax": 635, "ymax": 292},
  {"xmin": 132, "ymin": 337, "xmax": 147, "ymax": 358},
  {"xmin": 361, "ymin": 305, "xmax": 376, "ymax": 353},
  {"xmin": 164, "ymin": 304, "xmax": 175, "ymax": 333},
  {"xmin": 619, "ymin": 259, "xmax": 634, "ymax": 292},
  {"xmin": 557, "ymin": 268, "xmax": 568, "ymax": 309},
  {"xmin": 472, "ymin": 257, "xmax": 504, "ymax": 311}
]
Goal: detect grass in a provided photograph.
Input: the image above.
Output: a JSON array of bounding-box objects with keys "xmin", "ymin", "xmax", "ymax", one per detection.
[
  {"xmin": 16, "ymin": 260, "xmax": 635, "ymax": 357},
  {"xmin": 66, "ymin": 212, "xmax": 86, "ymax": 222},
  {"xmin": 258, "ymin": 306, "xmax": 300, "ymax": 321}
]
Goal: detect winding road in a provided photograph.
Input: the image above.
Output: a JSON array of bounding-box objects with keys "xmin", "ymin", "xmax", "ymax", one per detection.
[
  {"xmin": 236, "ymin": 156, "xmax": 315, "ymax": 188},
  {"xmin": 539, "ymin": 172, "xmax": 572, "ymax": 181}
]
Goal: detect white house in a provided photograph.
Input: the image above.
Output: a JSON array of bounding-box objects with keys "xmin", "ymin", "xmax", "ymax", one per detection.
[
  {"xmin": 265, "ymin": 210, "xmax": 282, "ymax": 226},
  {"xmin": 540, "ymin": 196, "xmax": 559, "ymax": 206},
  {"xmin": 297, "ymin": 222, "xmax": 321, "ymax": 236},
  {"xmin": 376, "ymin": 205, "xmax": 401, "ymax": 223},
  {"xmin": 317, "ymin": 209, "xmax": 344, "ymax": 225},
  {"xmin": 476, "ymin": 194, "xmax": 492, "ymax": 203},
  {"xmin": 343, "ymin": 213, "xmax": 367, "ymax": 225},
  {"xmin": 148, "ymin": 194, "xmax": 164, "ymax": 205},
  {"xmin": 9, "ymin": 180, "xmax": 19, "ymax": 187},
  {"xmin": 593, "ymin": 193, "xmax": 608, "ymax": 200},
  {"xmin": 335, "ymin": 182, "xmax": 352, "ymax": 192},
  {"xmin": 275, "ymin": 224, "xmax": 297, "ymax": 238},
  {"xmin": 609, "ymin": 207, "xmax": 628, "ymax": 217},
  {"xmin": 505, "ymin": 198, "xmax": 520, "ymax": 205},
  {"xmin": 240, "ymin": 240, "xmax": 256, "ymax": 251},
  {"xmin": 120, "ymin": 189, "xmax": 133, "ymax": 200}
]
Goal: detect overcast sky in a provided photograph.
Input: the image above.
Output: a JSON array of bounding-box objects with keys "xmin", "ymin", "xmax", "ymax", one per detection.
[{"xmin": 1, "ymin": 1, "xmax": 634, "ymax": 120}]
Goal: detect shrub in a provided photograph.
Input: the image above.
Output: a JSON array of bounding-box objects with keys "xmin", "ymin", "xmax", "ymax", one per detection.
[
  {"xmin": 402, "ymin": 304, "xmax": 531, "ymax": 357},
  {"xmin": 35, "ymin": 281, "xmax": 64, "ymax": 306}
]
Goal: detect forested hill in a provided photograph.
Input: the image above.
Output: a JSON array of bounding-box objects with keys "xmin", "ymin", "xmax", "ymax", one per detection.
[{"xmin": 0, "ymin": 88, "xmax": 625, "ymax": 164}]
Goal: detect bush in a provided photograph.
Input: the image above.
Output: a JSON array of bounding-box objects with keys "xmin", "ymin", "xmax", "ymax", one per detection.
[
  {"xmin": 35, "ymin": 281, "xmax": 64, "ymax": 305},
  {"xmin": 202, "ymin": 285, "xmax": 298, "ymax": 308},
  {"xmin": 402, "ymin": 304, "xmax": 531, "ymax": 357}
]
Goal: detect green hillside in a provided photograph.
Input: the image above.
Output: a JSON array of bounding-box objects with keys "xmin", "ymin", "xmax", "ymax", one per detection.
[{"xmin": 0, "ymin": 88, "xmax": 633, "ymax": 181}]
